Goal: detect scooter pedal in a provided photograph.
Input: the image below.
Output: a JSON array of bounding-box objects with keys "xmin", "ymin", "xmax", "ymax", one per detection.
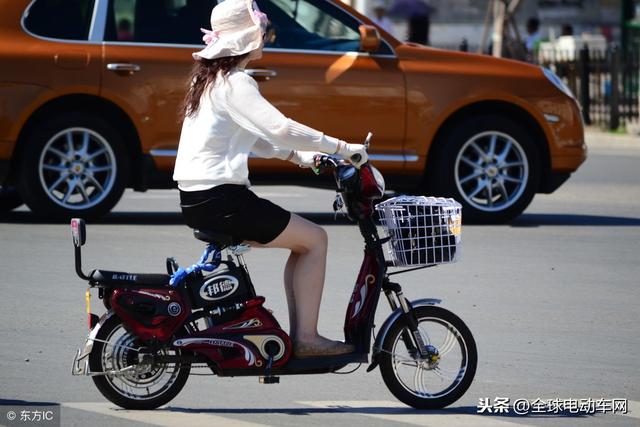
[{"xmin": 259, "ymin": 376, "xmax": 280, "ymax": 384}]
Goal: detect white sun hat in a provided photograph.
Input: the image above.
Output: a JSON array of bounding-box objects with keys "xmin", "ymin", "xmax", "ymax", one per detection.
[{"xmin": 193, "ymin": 0, "xmax": 268, "ymax": 61}]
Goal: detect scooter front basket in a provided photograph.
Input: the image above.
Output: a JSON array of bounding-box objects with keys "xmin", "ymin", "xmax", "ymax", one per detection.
[{"xmin": 375, "ymin": 196, "xmax": 462, "ymax": 267}]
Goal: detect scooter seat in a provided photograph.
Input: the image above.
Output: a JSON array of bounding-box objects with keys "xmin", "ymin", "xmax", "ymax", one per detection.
[
  {"xmin": 193, "ymin": 229, "xmax": 235, "ymax": 247},
  {"xmin": 89, "ymin": 269, "xmax": 170, "ymax": 288}
]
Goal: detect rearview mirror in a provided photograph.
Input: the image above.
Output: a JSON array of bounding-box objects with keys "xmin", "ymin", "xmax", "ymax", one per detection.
[
  {"xmin": 71, "ymin": 218, "xmax": 86, "ymax": 247},
  {"xmin": 359, "ymin": 25, "xmax": 381, "ymax": 53}
]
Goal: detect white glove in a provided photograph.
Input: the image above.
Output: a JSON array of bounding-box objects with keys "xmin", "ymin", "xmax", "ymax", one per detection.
[
  {"xmin": 290, "ymin": 151, "xmax": 322, "ymax": 172},
  {"xmin": 336, "ymin": 142, "xmax": 368, "ymax": 168}
]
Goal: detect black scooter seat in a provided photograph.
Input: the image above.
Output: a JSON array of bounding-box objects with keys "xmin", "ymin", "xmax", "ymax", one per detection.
[
  {"xmin": 89, "ymin": 269, "xmax": 170, "ymax": 288},
  {"xmin": 193, "ymin": 229, "xmax": 235, "ymax": 247}
]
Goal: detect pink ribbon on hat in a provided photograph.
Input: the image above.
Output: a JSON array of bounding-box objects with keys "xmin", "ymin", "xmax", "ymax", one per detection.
[
  {"xmin": 200, "ymin": 28, "xmax": 220, "ymax": 46},
  {"xmin": 252, "ymin": 1, "xmax": 268, "ymax": 33},
  {"xmin": 253, "ymin": 10, "xmax": 268, "ymax": 32}
]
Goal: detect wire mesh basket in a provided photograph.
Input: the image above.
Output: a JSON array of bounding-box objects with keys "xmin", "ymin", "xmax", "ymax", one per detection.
[{"xmin": 375, "ymin": 196, "xmax": 462, "ymax": 267}]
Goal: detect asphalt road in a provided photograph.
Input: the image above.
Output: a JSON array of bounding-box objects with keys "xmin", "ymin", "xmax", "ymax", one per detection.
[{"xmin": 1, "ymin": 132, "xmax": 639, "ymax": 427}]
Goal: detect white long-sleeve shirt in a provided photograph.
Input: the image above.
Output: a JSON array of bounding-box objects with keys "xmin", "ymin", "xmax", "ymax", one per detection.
[{"xmin": 173, "ymin": 69, "xmax": 343, "ymax": 191}]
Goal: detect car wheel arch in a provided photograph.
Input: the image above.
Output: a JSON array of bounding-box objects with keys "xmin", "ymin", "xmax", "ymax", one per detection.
[
  {"xmin": 12, "ymin": 94, "xmax": 143, "ymax": 189},
  {"xmin": 425, "ymin": 100, "xmax": 551, "ymax": 194}
]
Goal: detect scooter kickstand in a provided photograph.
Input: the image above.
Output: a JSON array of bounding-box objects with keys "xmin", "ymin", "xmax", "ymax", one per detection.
[{"xmin": 259, "ymin": 356, "xmax": 279, "ymax": 384}]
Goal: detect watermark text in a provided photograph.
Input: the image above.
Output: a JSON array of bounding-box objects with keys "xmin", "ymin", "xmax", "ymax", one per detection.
[{"xmin": 477, "ymin": 397, "xmax": 628, "ymax": 416}]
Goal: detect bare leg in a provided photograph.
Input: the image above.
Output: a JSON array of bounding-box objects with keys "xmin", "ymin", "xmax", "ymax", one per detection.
[
  {"xmin": 284, "ymin": 252, "xmax": 298, "ymax": 338},
  {"xmin": 244, "ymin": 240, "xmax": 301, "ymax": 338},
  {"xmin": 248, "ymin": 213, "xmax": 352, "ymax": 355},
  {"xmin": 262, "ymin": 214, "xmax": 326, "ymax": 342}
]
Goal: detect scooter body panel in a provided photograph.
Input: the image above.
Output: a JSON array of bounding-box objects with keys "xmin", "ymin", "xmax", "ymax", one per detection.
[
  {"xmin": 343, "ymin": 246, "xmax": 384, "ymax": 352},
  {"xmin": 173, "ymin": 298, "xmax": 292, "ymax": 371},
  {"xmin": 110, "ymin": 288, "xmax": 190, "ymax": 342}
]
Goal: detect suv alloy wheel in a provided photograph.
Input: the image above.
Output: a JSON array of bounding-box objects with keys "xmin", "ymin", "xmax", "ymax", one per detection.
[
  {"xmin": 17, "ymin": 112, "xmax": 129, "ymax": 220},
  {"xmin": 431, "ymin": 115, "xmax": 540, "ymax": 223}
]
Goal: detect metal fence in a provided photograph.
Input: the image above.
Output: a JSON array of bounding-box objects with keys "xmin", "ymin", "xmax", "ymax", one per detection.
[
  {"xmin": 434, "ymin": 41, "xmax": 640, "ymax": 130},
  {"xmin": 537, "ymin": 45, "xmax": 640, "ymax": 130}
]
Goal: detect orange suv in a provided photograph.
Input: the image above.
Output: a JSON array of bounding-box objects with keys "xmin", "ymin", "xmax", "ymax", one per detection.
[{"xmin": 0, "ymin": 0, "xmax": 586, "ymax": 222}]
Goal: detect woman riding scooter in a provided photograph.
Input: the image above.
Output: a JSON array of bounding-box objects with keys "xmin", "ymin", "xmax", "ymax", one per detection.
[{"xmin": 173, "ymin": 0, "xmax": 368, "ymax": 358}]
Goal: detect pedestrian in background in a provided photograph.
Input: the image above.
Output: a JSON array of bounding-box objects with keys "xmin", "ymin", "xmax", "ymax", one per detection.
[
  {"xmin": 388, "ymin": 0, "xmax": 435, "ymax": 45},
  {"xmin": 525, "ymin": 17, "xmax": 542, "ymax": 53},
  {"xmin": 561, "ymin": 24, "xmax": 574, "ymax": 36},
  {"xmin": 370, "ymin": 1, "xmax": 395, "ymax": 37}
]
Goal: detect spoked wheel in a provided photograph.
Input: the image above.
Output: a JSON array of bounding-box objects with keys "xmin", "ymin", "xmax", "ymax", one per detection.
[
  {"xmin": 18, "ymin": 112, "xmax": 129, "ymax": 220},
  {"xmin": 430, "ymin": 114, "xmax": 539, "ymax": 223},
  {"xmin": 379, "ymin": 306, "xmax": 477, "ymax": 409},
  {"xmin": 89, "ymin": 315, "xmax": 190, "ymax": 409}
]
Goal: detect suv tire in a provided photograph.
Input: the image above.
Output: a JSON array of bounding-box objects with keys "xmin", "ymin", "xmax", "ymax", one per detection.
[
  {"xmin": 430, "ymin": 115, "xmax": 539, "ymax": 223},
  {"xmin": 17, "ymin": 113, "xmax": 129, "ymax": 220},
  {"xmin": 0, "ymin": 186, "xmax": 23, "ymax": 212}
]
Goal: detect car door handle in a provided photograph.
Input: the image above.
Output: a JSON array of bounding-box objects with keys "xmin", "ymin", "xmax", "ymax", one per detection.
[
  {"xmin": 106, "ymin": 63, "xmax": 141, "ymax": 74},
  {"xmin": 245, "ymin": 69, "xmax": 277, "ymax": 81}
]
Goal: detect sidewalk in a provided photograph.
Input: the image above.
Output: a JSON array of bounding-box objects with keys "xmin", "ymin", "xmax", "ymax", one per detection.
[{"xmin": 585, "ymin": 127, "xmax": 639, "ymax": 150}]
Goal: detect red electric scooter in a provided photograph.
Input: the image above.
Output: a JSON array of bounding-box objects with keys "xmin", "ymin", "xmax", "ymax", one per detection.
[{"xmin": 71, "ymin": 135, "xmax": 477, "ymax": 410}]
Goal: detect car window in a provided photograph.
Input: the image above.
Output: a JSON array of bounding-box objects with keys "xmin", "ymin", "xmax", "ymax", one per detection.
[
  {"xmin": 105, "ymin": 0, "xmax": 216, "ymax": 44},
  {"xmin": 256, "ymin": 0, "xmax": 392, "ymax": 54},
  {"xmin": 24, "ymin": 0, "xmax": 96, "ymax": 41}
]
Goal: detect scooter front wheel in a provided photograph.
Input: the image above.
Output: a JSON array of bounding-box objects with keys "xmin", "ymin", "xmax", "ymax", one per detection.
[
  {"xmin": 379, "ymin": 305, "xmax": 477, "ymax": 409},
  {"xmin": 89, "ymin": 315, "xmax": 191, "ymax": 410}
]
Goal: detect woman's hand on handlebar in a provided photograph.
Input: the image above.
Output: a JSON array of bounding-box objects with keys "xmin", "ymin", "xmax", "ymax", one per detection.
[
  {"xmin": 313, "ymin": 154, "xmax": 340, "ymax": 174},
  {"xmin": 336, "ymin": 142, "xmax": 368, "ymax": 168},
  {"xmin": 292, "ymin": 151, "xmax": 323, "ymax": 174}
]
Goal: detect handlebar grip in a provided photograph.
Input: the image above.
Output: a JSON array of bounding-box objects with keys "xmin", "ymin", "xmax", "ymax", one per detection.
[{"xmin": 364, "ymin": 132, "xmax": 373, "ymax": 149}]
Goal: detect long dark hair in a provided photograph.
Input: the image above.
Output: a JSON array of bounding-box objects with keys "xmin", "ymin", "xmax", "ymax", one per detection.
[{"xmin": 182, "ymin": 54, "xmax": 250, "ymax": 119}]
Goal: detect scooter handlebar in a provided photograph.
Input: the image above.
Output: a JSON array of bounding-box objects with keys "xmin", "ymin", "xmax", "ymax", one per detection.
[
  {"xmin": 364, "ymin": 132, "xmax": 373, "ymax": 149},
  {"xmin": 352, "ymin": 132, "xmax": 372, "ymax": 166}
]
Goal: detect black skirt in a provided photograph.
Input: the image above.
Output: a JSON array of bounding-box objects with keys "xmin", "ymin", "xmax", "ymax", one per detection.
[{"xmin": 179, "ymin": 184, "xmax": 291, "ymax": 245}]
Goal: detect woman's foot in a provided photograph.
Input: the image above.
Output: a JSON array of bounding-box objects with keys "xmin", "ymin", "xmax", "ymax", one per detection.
[{"xmin": 293, "ymin": 336, "xmax": 355, "ymax": 358}]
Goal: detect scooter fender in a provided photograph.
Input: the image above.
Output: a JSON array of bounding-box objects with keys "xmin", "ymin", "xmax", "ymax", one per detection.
[
  {"xmin": 366, "ymin": 298, "xmax": 441, "ymax": 373},
  {"xmin": 71, "ymin": 310, "xmax": 116, "ymax": 376}
]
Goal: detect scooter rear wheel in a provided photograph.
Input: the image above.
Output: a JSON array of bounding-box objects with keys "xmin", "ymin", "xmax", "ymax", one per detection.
[
  {"xmin": 379, "ymin": 305, "xmax": 477, "ymax": 409},
  {"xmin": 89, "ymin": 315, "xmax": 191, "ymax": 410}
]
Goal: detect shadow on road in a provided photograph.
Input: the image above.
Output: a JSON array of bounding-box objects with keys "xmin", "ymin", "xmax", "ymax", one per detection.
[
  {"xmin": 165, "ymin": 404, "xmax": 594, "ymax": 419},
  {"xmin": 1, "ymin": 211, "xmax": 639, "ymax": 227},
  {"xmin": 511, "ymin": 213, "xmax": 640, "ymax": 227},
  {"xmin": 166, "ymin": 405, "xmax": 479, "ymax": 416},
  {"xmin": 0, "ymin": 399, "xmax": 59, "ymax": 406}
]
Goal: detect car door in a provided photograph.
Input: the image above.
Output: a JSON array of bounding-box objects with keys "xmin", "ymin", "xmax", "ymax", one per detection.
[
  {"xmin": 251, "ymin": 0, "xmax": 406, "ymax": 175},
  {"xmin": 100, "ymin": 0, "xmax": 216, "ymax": 174}
]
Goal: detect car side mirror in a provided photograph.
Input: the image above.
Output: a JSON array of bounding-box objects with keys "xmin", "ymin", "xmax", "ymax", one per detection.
[
  {"xmin": 359, "ymin": 25, "xmax": 381, "ymax": 53},
  {"xmin": 71, "ymin": 218, "xmax": 86, "ymax": 247}
]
